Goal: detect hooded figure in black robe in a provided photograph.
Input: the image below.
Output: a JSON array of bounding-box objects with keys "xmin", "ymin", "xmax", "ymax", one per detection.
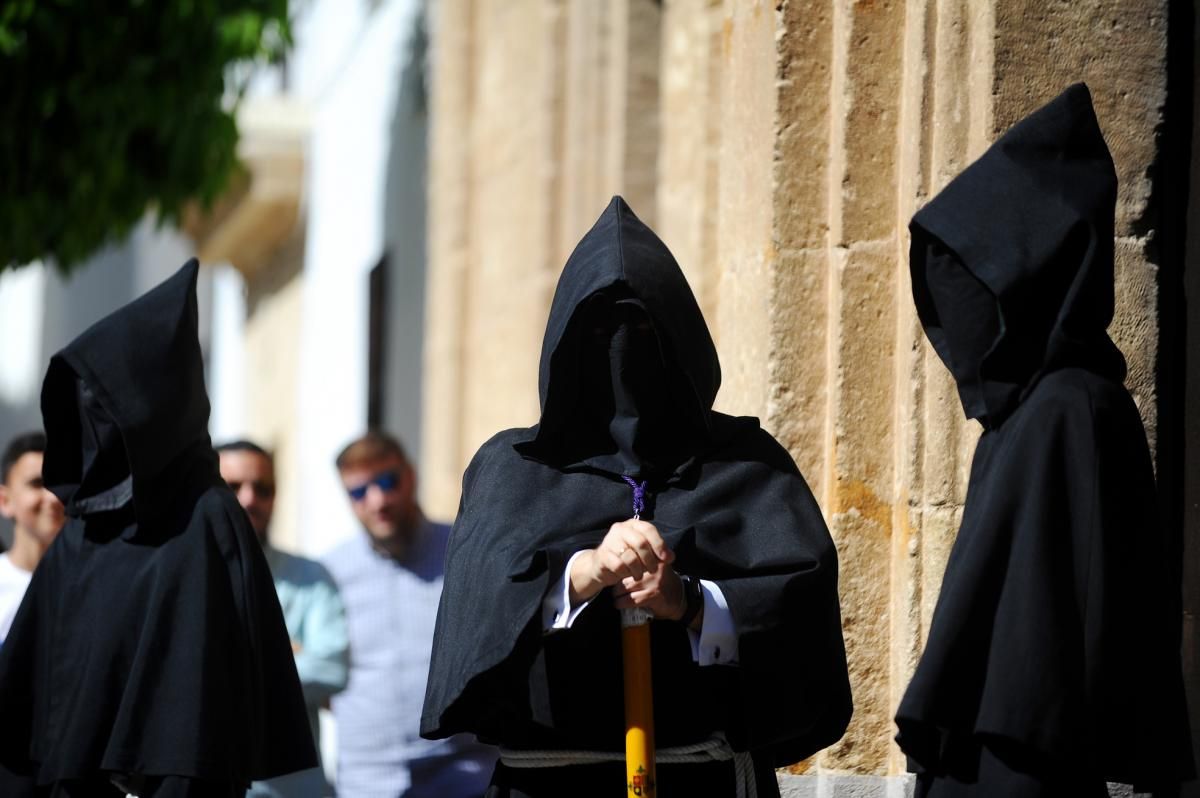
[
  {"xmin": 421, "ymin": 197, "xmax": 852, "ymax": 797},
  {"xmin": 894, "ymin": 84, "xmax": 1193, "ymax": 796},
  {"xmin": 0, "ymin": 261, "xmax": 316, "ymax": 797}
]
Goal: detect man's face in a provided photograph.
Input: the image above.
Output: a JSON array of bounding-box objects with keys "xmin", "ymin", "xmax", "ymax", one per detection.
[
  {"xmin": 339, "ymin": 454, "xmax": 415, "ymax": 545},
  {"xmin": 218, "ymin": 450, "xmax": 276, "ymax": 542},
  {"xmin": 0, "ymin": 452, "xmax": 65, "ymax": 547}
]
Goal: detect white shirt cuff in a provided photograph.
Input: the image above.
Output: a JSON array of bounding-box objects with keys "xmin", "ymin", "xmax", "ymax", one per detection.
[
  {"xmin": 687, "ymin": 580, "xmax": 739, "ymax": 666},
  {"xmin": 542, "ymin": 551, "xmax": 595, "ymax": 631}
]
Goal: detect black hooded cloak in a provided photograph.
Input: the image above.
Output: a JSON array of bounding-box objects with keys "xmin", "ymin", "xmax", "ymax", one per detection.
[
  {"xmin": 421, "ymin": 197, "xmax": 851, "ymax": 797},
  {"xmin": 894, "ymin": 84, "xmax": 1192, "ymax": 795},
  {"xmin": 0, "ymin": 261, "xmax": 316, "ymax": 796}
]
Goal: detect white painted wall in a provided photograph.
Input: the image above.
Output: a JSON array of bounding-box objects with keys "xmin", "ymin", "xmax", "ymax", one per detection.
[
  {"xmin": 206, "ymin": 0, "xmax": 432, "ymax": 560},
  {"xmin": 0, "ymin": 264, "xmax": 47, "ymax": 410},
  {"xmin": 285, "ymin": 0, "xmax": 425, "ymax": 557},
  {"xmin": 207, "ymin": 264, "xmax": 247, "ymax": 444}
]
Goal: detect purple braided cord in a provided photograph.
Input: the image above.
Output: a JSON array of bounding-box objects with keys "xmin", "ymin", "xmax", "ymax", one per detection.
[{"xmin": 621, "ymin": 475, "xmax": 647, "ymax": 518}]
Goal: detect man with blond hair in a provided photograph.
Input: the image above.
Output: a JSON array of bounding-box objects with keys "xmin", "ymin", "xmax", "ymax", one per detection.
[{"xmin": 324, "ymin": 431, "xmax": 494, "ymax": 798}]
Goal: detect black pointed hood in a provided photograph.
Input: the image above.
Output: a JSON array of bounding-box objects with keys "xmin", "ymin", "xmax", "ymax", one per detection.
[
  {"xmin": 910, "ymin": 83, "xmax": 1126, "ymax": 428},
  {"xmin": 518, "ymin": 196, "xmax": 720, "ymax": 478},
  {"xmin": 424, "ymin": 199, "xmax": 850, "ymax": 763},
  {"xmin": 40, "ymin": 259, "xmax": 216, "ymax": 533}
]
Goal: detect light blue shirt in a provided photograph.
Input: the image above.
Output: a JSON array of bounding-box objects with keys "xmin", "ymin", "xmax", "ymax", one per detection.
[
  {"xmin": 324, "ymin": 521, "xmax": 496, "ymax": 798},
  {"xmin": 249, "ymin": 544, "xmax": 350, "ymax": 798}
]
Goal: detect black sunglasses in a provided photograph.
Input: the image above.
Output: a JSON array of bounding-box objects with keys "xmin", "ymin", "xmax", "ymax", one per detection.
[{"xmin": 347, "ymin": 470, "xmax": 399, "ymax": 502}]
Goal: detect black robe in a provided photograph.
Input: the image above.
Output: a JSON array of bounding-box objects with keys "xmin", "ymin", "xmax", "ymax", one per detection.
[
  {"xmin": 421, "ymin": 197, "xmax": 852, "ymax": 797},
  {"xmin": 894, "ymin": 83, "xmax": 1193, "ymax": 795},
  {"xmin": 0, "ymin": 261, "xmax": 316, "ymax": 796}
]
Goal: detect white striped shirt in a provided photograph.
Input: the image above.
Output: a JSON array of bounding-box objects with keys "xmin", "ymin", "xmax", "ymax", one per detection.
[{"xmin": 324, "ymin": 522, "xmax": 496, "ymax": 797}]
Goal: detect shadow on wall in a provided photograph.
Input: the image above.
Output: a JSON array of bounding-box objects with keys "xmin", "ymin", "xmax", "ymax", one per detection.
[
  {"xmin": 378, "ymin": 7, "xmax": 429, "ymax": 465},
  {"xmin": 1175, "ymin": 0, "xmax": 1199, "ymax": 791}
]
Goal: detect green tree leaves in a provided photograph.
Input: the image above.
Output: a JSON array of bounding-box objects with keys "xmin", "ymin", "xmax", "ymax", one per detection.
[{"xmin": 0, "ymin": 0, "xmax": 290, "ymax": 272}]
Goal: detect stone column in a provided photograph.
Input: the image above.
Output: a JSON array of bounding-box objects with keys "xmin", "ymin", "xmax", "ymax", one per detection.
[
  {"xmin": 557, "ymin": 0, "xmax": 662, "ymax": 257},
  {"xmin": 422, "ymin": 0, "xmax": 663, "ymax": 518},
  {"xmin": 656, "ymin": 0, "xmax": 724, "ymax": 325},
  {"xmin": 423, "ymin": 0, "xmax": 476, "ymax": 517},
  {"xmin": 891, "ymin": 0, "xmax": 995, "ymax": 779}
]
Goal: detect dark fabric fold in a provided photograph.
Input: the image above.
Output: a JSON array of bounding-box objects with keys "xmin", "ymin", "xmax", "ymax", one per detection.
[
  {"xmin": 896, "ymin": 83, "xmax": 1192, "ymax": 793},
  {"xmin": 0, "ymin": 260, "xmax": 315, "ymax": 791}
]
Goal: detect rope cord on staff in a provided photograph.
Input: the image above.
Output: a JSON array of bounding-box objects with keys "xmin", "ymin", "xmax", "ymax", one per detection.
[{"xmin": 621, "ymin": 476, "xmax": 647, "ymax": 519}]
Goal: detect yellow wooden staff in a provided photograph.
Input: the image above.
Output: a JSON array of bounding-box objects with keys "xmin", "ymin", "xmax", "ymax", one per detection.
[
  {"xmin": 619, "ymin": 477, "xmax": 658, "ymax": 797},
  {"xmin": 622, "ymin": 606, "xmax": 656, "ymax": 798}
]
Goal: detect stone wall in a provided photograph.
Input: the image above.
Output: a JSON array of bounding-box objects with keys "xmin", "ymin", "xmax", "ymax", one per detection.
[{"xmin": 422, "ymin": 0, "xmax": 1177, "ymax": 784}]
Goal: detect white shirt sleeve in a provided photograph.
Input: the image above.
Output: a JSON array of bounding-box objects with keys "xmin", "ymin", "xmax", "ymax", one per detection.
[
  {"xmin": 542, "ymin": 555, "xmax": 739, "ymax": 667},
  {"xmin": 542, "ymin": 550, "xmax": 595, "ymax": 631},
  {"xmin": 687, "ymin": 580, "xmax": 739, "ymax": 666}
]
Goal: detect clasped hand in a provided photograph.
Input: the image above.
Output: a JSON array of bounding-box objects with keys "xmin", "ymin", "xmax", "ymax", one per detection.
[{"xmin": 568, "ymin": 518, "xmax": 686, "ymax": 621}]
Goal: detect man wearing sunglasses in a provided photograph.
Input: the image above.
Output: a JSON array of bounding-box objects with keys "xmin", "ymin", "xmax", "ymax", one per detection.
[
  {"xmin": 323, "ymin": 431, "xmax": 495, "ymax": 798},
  {"xmin": 217, "ymin": 440, "xmax": 350, "ymax": 798}
]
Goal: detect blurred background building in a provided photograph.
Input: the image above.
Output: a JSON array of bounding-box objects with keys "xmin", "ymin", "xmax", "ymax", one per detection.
[{"xmin": 0, "ymin": 0, "xmax": 1197, "ymax": 793}]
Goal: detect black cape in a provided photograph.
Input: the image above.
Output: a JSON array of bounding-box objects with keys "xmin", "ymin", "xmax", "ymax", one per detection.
[
  {"xmin": 421, "ymin": 197, "xmax": 851, "ymax": 797},
  {"xmin": 0, "ymin": 261, "xmax": 316, "ymax": 794},
  {"xmin": 894, "ymin": 84, "xmax": 1193, "ymax": 793}
]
